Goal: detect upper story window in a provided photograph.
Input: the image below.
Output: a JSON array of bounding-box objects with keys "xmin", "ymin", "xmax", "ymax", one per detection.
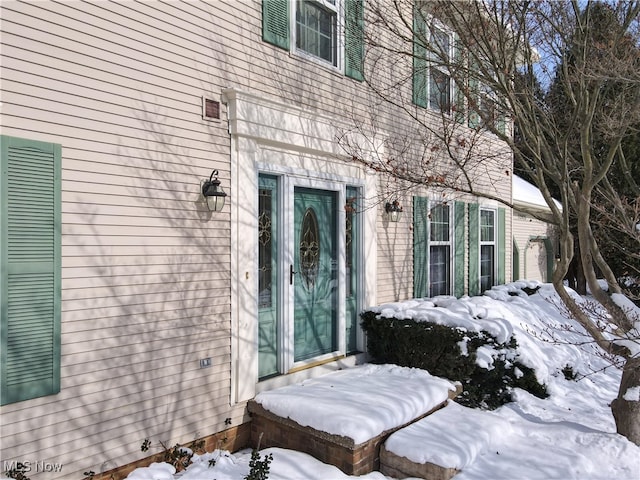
[
  {"xmin": 262, "ymin": 0, "xmax": 364, "ymax": 81},
  {"xmin": 467, "ymin": 59, "xmax": 506, "ymax": 134},
  {"xmin": 413, "ymin": 14, "xmax": 454, "ymax": 114},
  {"xmin": 296, "ymin": 0, "xmax": 338, "ymax": 67},
  {"xmin": 427, "ymin": 27, "xmax": 452, "ymax": 113},
  {"xmin": 412, "ymin": 11, "xmax": 508, "ymax": 135}
]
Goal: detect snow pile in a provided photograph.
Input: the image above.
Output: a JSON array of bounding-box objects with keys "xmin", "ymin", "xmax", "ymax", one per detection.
[
  {"xmin": 385, "ymin": 398, "xmax": 639, "ymax": 479},
  {"xmin": 121, "ymin": 283, "xmax": 640, "ymax": 480},
  {"xmin": 610, "ymin": 292, "xmax": 640, "ymax": 357},
  {"xmin": 253, "ymin": 363, "xmax": 457, "ymax": 444},
  {"xmin": 385, "ymin": 401, "xmax": 511, "ymax": 469},
  {"xmin": 370, "ymin": 282, "xmax": 604, "ymax": 386}
]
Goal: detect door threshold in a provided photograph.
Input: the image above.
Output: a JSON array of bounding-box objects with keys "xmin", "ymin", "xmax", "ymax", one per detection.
[{"xmin": 288, "ymin": 353, "xmax": 345, "ymax": 374}]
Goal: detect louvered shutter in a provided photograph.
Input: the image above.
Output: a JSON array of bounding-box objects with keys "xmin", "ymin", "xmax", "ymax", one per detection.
[
  {"xmin": 1, "ymin": 136, "xmax": 61, "ymax": 405},
  {"xmin": 345, "ymin": 0, "xmax": 364, "ymax": 81},
  {"xmin": 412, "ymin": 8, "xmax": 428, "ymax": 108},
  {"xmin": 453, "ymin": 36, "xmax": 466, "ymax": 124},
  {"xmin": 454, "ymin": 201, "xmax": 465, "ymax": 297},
  {"xmin": 468, "ymin": 203, "xmax": 479, "ymax": 296},
  {"xmin": 497, "ymin": 207, "xmax": 506, "ymax": 285},
  {"xmin": 512, "ymin": 238, "xmax": 520, "ymax": 281},
  {"xmin": 413, "ymin": 197, "xmax": 428, "ymax": 297},
  {"xmin": 468, "ymin": 59, "xmax": 480, "ymax": 128},
  {"xmin": 263, "ymin": 0, "xmax": 290, "ymax": 50},
  {"xmin": 497, "ymin": 112, "xmax": 506, "ymax": 135}
]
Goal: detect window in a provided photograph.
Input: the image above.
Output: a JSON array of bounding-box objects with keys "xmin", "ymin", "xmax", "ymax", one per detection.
[
  {"xmin": 262, "ymin": 0, "xmax": 364, "ymax": 80},
  {"xmin": 414, "ymin": 198, "xmax": 465, "ymax": 298},
  {"xmin": 258, "ymin": 175, "xmax": 280, "ymax": 379},
  {"xmin": 429, "ymin": 203, "xmax": 451, "ymax": 296},
  {"xmin": 480, "ymin": 208, "xmax": 496, "ymax": 292},
  {"xmin": 469, "ymin": 204, "xmax": 505, "ymax": 296},
  {"xmin": 428, "ymin": 27, "xmax": 451, "ymax": 112},
  {"xmin": 1, "ymin": 136, "xmax": 61, "ymax": 405},
  {"xmin": 468, "ymin": 60, "xmax": 507, "ymax": 134},
  {"xmin": 296, "ymin": 0, "xmax": 338, "ymax": 66},
  {"xmin": 345, "ymin": 186, "xmax": 360, "ymax": 353},
  {"xmin": 413, "ymin": 14, "xmax": 454, "ymax": 113}
]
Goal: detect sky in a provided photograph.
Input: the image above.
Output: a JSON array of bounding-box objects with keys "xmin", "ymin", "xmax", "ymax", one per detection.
[{"xmin": 120, "ymin": 282, "xmax": 639, "ymax": 480}]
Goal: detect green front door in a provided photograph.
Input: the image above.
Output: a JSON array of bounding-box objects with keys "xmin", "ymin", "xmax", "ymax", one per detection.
[{"xmin": 293, "ymin": 188, "xmax": 338, "ymax": 361}]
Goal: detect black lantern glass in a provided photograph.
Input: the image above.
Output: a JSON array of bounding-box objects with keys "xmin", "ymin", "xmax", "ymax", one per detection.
[
  {"xmin": 202, "ymin": 170, "xmax": 227, "ymax": 212},
  {"xmin": 385, "ymin": 200, "xmax": 403, "ymax": 222}
]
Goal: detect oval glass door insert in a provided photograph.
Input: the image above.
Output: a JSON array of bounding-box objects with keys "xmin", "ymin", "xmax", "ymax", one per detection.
[{"xmin": 299, "ymin": 207, "xmax": 320, "ymax": 289}]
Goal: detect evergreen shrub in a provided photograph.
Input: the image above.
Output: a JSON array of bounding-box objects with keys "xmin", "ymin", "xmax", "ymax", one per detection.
[{"xmin": 360, "ymin": 311, "xmax": 548, "ymax": 409}]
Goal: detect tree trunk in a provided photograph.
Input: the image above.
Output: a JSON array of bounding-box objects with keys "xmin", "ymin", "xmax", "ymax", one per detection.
[
  {"xmin": 611, "ymin": 356, "xmax": 640, "ymax": 446},
  {"xmin": 575, "ymin": 249, "xmax": 587, "ymax": 295}
]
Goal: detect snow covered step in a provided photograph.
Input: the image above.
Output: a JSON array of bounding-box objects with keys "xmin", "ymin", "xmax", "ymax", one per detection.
[
  {"xmin": 249, "ymin": 364, "xmax": 460, "ymax": 475},
  {"xmin": 381, "ymin": 401, "xmax": 510, "ymax": 480}
]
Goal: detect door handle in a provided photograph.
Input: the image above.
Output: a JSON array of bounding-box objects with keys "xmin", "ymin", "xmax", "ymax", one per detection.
[{"xmin": 290, "ymin": 264, "xmax": 296, "ymax": 285}]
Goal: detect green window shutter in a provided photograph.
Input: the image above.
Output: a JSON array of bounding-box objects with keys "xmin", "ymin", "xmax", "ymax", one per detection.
[
  {"xmin": 263, "ymin": 0, "xmax": 290, "ymax": 50},
  {"xmin": 468, "ymin": 59, "xmax": 480, "ymax": 128},
  {"xmin": 1, "ymin": 136, "xmax": 61, "ymax": 405},
  {"xmin": 453, "ymin": 37, "xmax": 466, "ymax": 124},
  {"xmin": 512, "ymin": 238, "xmax": 520, "ymax": 281},
  {"xmin": 412, "ymin": 8, "xmax": 428, "ymax": 108},
  {"xmin": 497, "ymin": 112, "xmax": 506, "ymax": 135},
  {"xmin": 497, "ymin": 207, "xmax": 506, "ymax": 285},
  {"xmin": 468, "ymin": 203, "xmax": 479, "ymax": 296},
  {"xmin": 454, "ymin": 201, "xmax": 465, "ymax": 297},
  {"xmin": 413, "ymin": 197, "xmax": 428, "ymax": 297},
  {"xmin": 543, "ymin": 237, "xmax": 554, "ymax": 282},
  {"xmin": 345, "ymin": 0, "xmax": 364, "ymax": 81}
]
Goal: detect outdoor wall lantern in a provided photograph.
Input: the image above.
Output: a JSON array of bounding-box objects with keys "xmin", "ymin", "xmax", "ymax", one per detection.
[
  {"xmin": 202, "ymin": 170, "xmax": 227, "ymax": 212},
  {"xmin": 385, "ymin": 200, "xmax": 403, "ymax": 222}
]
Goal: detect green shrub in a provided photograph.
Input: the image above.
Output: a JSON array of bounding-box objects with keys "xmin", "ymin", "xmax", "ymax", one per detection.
[{"xmin": 361, "ymin": 311, "xmax": 548, "ymax": 409}]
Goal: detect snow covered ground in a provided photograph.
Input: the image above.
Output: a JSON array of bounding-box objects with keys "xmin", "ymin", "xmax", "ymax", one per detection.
[{"xmin": 124, "ymin": 283, "xmax": 640, "ymax": 480}]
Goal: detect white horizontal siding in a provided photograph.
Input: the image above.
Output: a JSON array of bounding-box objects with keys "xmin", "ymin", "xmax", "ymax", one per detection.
[
  {"xmin": 1, "ymin": 0, "xmax": 237, "ymax": 477},
  {"xmin": 376, "ymin": 201, "xmax": 415, "ymax": 303},
  {"xmin": 0, "ymin": 0, "xmax": 515, "ymax": 477},
  {"xmin": 513, "ymin": 212, "xmax": 553, "ymax": 282}
]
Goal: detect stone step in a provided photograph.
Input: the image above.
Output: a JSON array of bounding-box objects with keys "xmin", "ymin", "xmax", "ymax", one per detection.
[
  {"xmin": 380, "ymin": 401, "xmax": 507, "ymax": 480},
  {"xmin": 248, "ymin": 365, "xmax": 461, "ymax": 476}
]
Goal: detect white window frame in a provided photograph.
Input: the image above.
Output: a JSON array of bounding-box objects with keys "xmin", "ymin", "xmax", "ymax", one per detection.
[
  {"xmin": 470, "ymin": 57, "xmax": 507, "ymax": 134},
  {"xmin": 479, "ymin": 207, "xmax": 497, "ymax": 291},
  {"xmin": 427, "ymin": 24, "xmax": 453, "ymax": 113},
  {"xmin": 428, "ymin": 201, "xmax": 453, "ymax": 297},
  {"xmin": 291, "ymin": 0, "xmax": 344, "ymax": 73}
]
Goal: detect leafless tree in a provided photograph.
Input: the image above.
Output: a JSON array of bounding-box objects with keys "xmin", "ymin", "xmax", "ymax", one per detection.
[{"xmin": 341, "ymin": 0, "xmax": 640, "ymax": 445}]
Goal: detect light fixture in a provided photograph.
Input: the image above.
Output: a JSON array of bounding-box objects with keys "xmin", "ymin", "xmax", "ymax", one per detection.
[
  {"xmin": 385, "ymin": 200, "xmax": 403, "ymax": 222},
  {"xmin": 202, "ymin": 170, "xmax": 227, "ymax": 212}
]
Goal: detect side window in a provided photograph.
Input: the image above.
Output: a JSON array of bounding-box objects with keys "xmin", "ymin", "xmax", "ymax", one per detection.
[
  {"xmin": 263, "ymin": 0, "xmax": 364, "ymax": 80},
  {"xmin": 1, "ymin": 136, "xmax": 61, "ymax": 405}
]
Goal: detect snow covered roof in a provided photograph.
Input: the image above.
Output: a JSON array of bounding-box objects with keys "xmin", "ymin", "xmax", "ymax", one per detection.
[{"xmin": 512, "ymin": 175, "xmax": 562, "ymax": 215}]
